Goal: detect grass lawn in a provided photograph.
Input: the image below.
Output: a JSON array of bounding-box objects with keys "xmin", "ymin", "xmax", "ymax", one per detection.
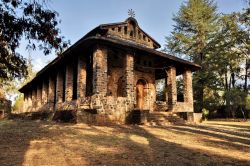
[{"xmin": 0, "ymin": 119, "xmax": 249, "ymax": 166}]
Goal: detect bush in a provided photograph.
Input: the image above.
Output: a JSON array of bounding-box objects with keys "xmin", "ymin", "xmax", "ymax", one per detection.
[{"xmin": 202, "ymin": 108, "xmax": 209, "ymax": 121}]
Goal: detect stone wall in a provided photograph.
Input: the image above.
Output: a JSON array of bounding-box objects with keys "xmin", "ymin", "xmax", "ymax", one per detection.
[{"xmin": 21, "ymin": 44, "xmax": 194, "ymax": 124}]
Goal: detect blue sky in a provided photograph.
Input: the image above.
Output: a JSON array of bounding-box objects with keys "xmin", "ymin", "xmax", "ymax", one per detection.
[{"xmin": 17, "ymin": 0, "xmax": 246, "ymax": 71}]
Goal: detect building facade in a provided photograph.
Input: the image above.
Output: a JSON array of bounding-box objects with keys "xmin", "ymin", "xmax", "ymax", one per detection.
[{"xmin": 19, "ymin": 17, "xmax": 200, "ymax": 124}]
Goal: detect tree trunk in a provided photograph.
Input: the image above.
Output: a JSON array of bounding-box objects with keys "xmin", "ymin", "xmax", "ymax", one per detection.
[
  {"xmin": 244, "ymin": 59, "xmax": 248, "ymax": 92},
  {"xmin": 231, "ymin": 72, "xmax": 235, "ymax": 88}
]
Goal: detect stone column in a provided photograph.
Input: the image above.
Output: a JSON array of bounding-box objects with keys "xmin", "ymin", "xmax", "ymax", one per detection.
[
  {"xmin": 32, "ymin": 88, "xmax": 37, "ymax": 111},
  {"xmin": 42, "ymin": 80, "xmax": 48, "ymax": 104},
  {"xmin": 27, "ymin": 91, "xmax": 32, "ymax": 111},
  {"xmin": 37, "ymin": 84, "xmax": 42, "ymax": 110},
  {"xmin": 123, "ymin": 53, "xmax": 136, "ymax": 111},
  {"xmin": 48, "ymin": 76, "xmax": 55, "ymax": 110},
  {"xmin": 56, "ymin": 71, "xmax": 63, "ymax": 103},
  {"xmin": 65, "ymin": 64, "xmax": 73, "ymax": 101},
  {"xmin": 124, "ymin": 53, "xmax": 134, "ymax": 108},
  {"xmin": 23, "ymin": 92, "xmax": 27, "ymax": 112},
  {"xmin": 92, "ymin": 45, "xmax": 108, "ymax": 95},
  {"xmin": 166, "ymin": 66, "xmax": 177, "ymax": 111},
  {"xmin": 183, "ymin": 69, "xmax": 193, "ymax": 108},
  {"xmin": 77, "ymin": 56, "xmax": 86, "ymax": 99}
]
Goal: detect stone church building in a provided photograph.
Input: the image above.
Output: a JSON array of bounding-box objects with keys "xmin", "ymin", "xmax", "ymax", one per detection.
[{"xmin": 19, "ymin": 17, "xmax": 200, "ymax": 124}]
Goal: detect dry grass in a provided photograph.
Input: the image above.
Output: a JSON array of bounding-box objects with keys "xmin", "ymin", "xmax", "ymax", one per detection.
[{"xmin": 0, "ymin": 119, "xmax": 250, "ymax": 166}]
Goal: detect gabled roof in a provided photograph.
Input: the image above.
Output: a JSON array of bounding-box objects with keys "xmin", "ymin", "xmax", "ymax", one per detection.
[
  {"xmin": 19, "ymin": 18, "xmax": 201, "ymax": 93},
  {"xmin": 82, "ymin": 17, "xmax": 161, "ymax": 49}
]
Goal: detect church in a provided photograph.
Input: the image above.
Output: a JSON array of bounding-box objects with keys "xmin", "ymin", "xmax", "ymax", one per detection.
[{"xmin": 19, "ymin": 16, "xmax": 200, "ymax": 124}]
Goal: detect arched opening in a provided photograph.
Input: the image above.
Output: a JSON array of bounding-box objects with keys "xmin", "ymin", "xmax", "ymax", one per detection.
[{"xmin": 136, "ymin": 79, "xmax": 147, "ymax": 109}]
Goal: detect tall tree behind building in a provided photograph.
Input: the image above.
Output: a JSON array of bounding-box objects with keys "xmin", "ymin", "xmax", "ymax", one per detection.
[{"xmin": 165, "ymin": 0, "xmax": 219, "ymax": 112}]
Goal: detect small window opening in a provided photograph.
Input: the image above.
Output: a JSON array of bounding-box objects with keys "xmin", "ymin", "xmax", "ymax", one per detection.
[
  {"xmin": 118, "ymin": 27, "xmax": 121, "ymax": 32},
  {"xmin": 112, "ymin": 28, "xmax": 115, "ymax": 31},
  {"xmin": 143, "ymin": 35, "xmax": 146, "ymax": 41}
]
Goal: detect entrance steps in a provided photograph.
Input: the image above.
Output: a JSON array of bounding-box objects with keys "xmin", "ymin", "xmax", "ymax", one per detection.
[{"xmin": 146, "ymin": 112, "xmax": 185, "ymax": 126}]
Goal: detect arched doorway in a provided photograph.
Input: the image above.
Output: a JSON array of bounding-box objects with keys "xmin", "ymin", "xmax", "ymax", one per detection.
[{"xmin": 136, "ymin": 79, "xmax": 147, "ymax": 109}]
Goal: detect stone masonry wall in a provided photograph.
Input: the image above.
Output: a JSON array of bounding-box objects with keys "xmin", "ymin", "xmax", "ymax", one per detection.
[
  {"xmin": 124, "ymin": 53, "xmax": 134, "ymax": 110},
  {"xmin": 77, "ymin": 56, "xmax": 86, "ymax": 99},
  {"xmin": 92, "ymin": 45, "xmax": 108, "ymax": 95},
  {"xmin": 65, "ymin": 64, "xmax": 73, "ymax": 102},
  {"xmin": 166, "ymin": 66, "xmax": 177, "ymax": 111},
  {"xmin": 31, "ymin": 87, "xmax": 37, "ymax": 112},
  {"xmin": 48, "ymin": 76, "xmax": 55, "ymax": 111},
  {"xmin": 56, "ymin": 70, "xmax": 63, "ymax": 109}
]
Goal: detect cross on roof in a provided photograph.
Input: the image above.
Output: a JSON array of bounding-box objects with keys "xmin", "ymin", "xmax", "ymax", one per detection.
[{"xmin": 128, "ymin": 9, "xmax": 135, "ymax": 18}]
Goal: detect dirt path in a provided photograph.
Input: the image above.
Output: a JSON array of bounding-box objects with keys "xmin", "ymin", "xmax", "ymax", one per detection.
[{"xmin": 0, "ymin": 120, "xmax": 249, "ymax": 166}]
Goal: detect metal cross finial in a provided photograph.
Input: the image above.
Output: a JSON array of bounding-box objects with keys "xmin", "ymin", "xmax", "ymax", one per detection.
[{"xmin": 128, "ymin": 9, "xmax": 135, "ymax": 18}]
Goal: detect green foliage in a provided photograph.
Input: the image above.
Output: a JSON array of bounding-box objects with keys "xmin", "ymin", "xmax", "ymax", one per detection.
[
  {"xmin": 202, "ymin": 108, "xmax": 209, "ymax": 120},
  {"xmin": 246, "ymin": 95, "xmax": 250, "ymax": 110},
  {"xmin": 1, "ymin": 56, "xmax": 36, "ymax": 98},
  {"xmin": 0, "ymin": 0, "xmax": 69, "ymax": 82},
  {"xmin": 12, "ymin": 94, "xmax": 23, "ymax": 113},
  {"xmin": 224, "ymin": 89, "xmax": 248, "ymax": 117},
  {"xmin": 165, "ymin": 0, "xmax": 249, "ymax": 116},
  {"xmin": 165, "ymin": 0, "xmax": 219, "ymax": 112}
]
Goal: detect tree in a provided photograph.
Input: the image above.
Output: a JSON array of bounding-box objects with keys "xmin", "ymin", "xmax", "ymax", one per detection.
[
  {"xmin": 165, "ymin": 0, "xmax": 219, "ymax": 112},
  {"xmin": 0, "ymin": 0, "xmax": 69, "ymax": 83},
  {"xmin": 1, "ymin": 55, "xmax": 36, "ymax": 99}
]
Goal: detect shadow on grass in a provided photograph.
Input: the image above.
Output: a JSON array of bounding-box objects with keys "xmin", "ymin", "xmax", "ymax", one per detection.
[
  {"xmin": 207, "ymin": 122, "xmax": 250, "ymax": 132},
  {"xmin": 0, "ymin": 119, "xmax": 250, "ymax": 166}
]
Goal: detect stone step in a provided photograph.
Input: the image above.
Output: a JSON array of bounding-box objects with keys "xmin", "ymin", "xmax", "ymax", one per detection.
[{"xmin": 146, "ymin": 111, "xmax": 186, "ymax": 125}]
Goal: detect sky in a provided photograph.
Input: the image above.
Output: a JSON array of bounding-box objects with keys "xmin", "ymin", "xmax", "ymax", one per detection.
[{"xmin": 17, "ymin": 0, "xmax": 246, "ymax": 72}]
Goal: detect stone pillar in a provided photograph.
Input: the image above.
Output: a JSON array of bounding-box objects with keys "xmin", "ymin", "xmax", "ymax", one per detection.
[
  {"xmin": 124, "ymin": 53, "xmax": 136, "ymax": 111},
  {"xmin": 183, "ymin": 69, "xmax": 194, "ymax": 111},
  {"xmin": 32, "ymin": 88, "xmax": 37, "ymax": 111},
  {"xmin": 92, "ymin": 45, "xmax": 108, "ymax": 95},
  {"xmin": 166, "ymin": 66, "xmax": 177, "ymax": 111},
  {"xmin": 77, "ymin": 56, "xmax": 86, "ymax": 99},
  {"xmin": 23, "ymin": 92, "xmax": 29, "ymax": 112},
  {"xmin": 65, "ymin": 64, "xmax": 73, "ymax": 101},
  {"xmin": 124, "ymin": 53, "xmax": 134, "ymax": 107},
  {"xmin": 42, "ymin": 80, "xmax": 48, "ymax": 104},
  {"xmin": 48, "ymin": 76, "xmax": 55, "ymax": 109},
  {"xmin": 56, "ymin": 71, "xmax": 63, "ymax": 103},
  {"xmin": 37, "ymin": 84, "xmax": 42, "ymax": 109}
]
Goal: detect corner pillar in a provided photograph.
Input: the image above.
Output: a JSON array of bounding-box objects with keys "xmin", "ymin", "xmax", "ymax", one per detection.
[{"xmin": 183, "ymin": 69, "xmax": 193, "ymax": 110}]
